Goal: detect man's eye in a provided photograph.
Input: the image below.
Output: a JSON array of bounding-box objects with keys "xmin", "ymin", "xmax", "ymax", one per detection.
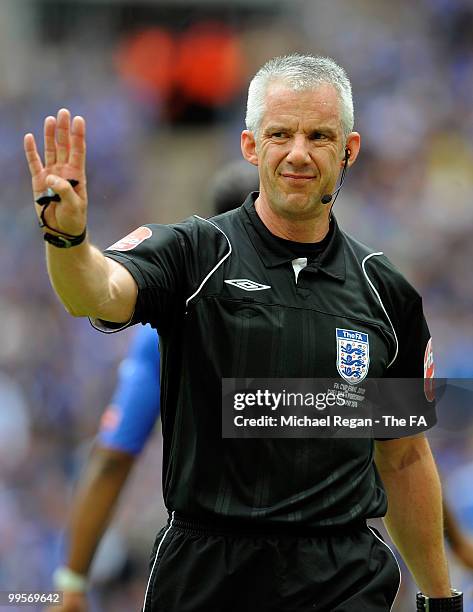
[
  {"xmin": 310, "ymin": 132, "xmax": 327, "ymax": 140},
  {"xmin": 272, "ymin": 132, "xmax": 288, "ymax": 138}
]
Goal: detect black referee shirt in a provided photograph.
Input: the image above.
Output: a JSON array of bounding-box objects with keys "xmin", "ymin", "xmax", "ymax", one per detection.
[{"xmin": 97, "ymin": 193, "xmax": 431, "ymax": 528}]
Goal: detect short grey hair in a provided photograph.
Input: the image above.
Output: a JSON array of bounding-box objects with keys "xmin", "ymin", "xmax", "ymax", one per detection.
[{"xmin": 245, "ymin": 54, "xmax": 354, "ymax": 139}]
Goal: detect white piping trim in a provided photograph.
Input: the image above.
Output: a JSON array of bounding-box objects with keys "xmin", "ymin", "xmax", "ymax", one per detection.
[
  {"xmin": 142, "ymin": 511, "xmax": 175, "ymax": 612},
  {"xmin": 361, "ymin": 252, "xmax": 399, "ymax": 368},
  {"xmin": 367, "ymin": 526, "xmax": 402, "ymax": 611},
  {"xmin": 88, "ymin": 315, "xmax": 132, "ymax": 334},
  {"xmin": 185, "ymin": 216, "xmax": 232, "ymax": 309}
]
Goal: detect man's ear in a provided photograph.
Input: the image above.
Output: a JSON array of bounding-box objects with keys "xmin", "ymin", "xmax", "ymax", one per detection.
[
  {"xmin": 344, "ymin": 132, "xmax": 361, "ymax": 167},
  {"xmin": 241, "ymin": 130, "xmax": 259, "ymax": 166}
]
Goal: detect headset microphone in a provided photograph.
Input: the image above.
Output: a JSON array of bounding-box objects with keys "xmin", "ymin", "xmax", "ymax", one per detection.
[
  {"xmin": 321, "ymin": 193, "xmax": 335, "ymax": 205},
  {"xmin": 321, "ymin": 149, "xmax": 350, "ymax": 205}
]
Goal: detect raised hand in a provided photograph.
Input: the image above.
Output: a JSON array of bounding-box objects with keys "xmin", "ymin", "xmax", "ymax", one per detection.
[{"xmin": 24, "ymin": 108, "xmax": 88, "ymax": 237}]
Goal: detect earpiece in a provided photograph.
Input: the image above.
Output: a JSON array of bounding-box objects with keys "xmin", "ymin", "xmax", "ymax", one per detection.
[{"xmin": 321, "ymin": 149, "xmax": 351, "ymax": 205}]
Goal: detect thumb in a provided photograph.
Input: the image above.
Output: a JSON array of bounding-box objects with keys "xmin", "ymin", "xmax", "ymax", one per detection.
[{"xmin": 46, "ymin": 174, "xmax": 76, "ymax": 196}]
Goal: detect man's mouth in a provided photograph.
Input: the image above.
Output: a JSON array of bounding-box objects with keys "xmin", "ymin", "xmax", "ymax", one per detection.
[{"xmin": 280, "ymin": 173, "xmax": 316, "ymax": 180}]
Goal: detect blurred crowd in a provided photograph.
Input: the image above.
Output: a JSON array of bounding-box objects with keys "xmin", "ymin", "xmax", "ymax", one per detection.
[{"xmin": 0, "ymin": 0, "xmax": 472, "ymax": 610}]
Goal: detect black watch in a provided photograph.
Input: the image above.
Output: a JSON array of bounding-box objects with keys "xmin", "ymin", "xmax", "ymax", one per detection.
[{"xmin": 416, "ymin": 589, "xmax": 463, "ymax": 611}]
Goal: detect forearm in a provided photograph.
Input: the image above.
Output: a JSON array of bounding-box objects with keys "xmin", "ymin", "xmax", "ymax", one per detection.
[
  {"xmin": 375, "ymin": 438, "xmax": 451, "ymax": 597},
  {"xmin": 46, "ymin": 239, "xmax": 114, "ymax": 318},
  {"xmin": 66, "ymin": 448, "xmax": 134, "ymax": 575}
]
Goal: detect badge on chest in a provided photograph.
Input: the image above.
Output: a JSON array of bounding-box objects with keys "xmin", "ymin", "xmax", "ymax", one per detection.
[{"xmin": 336, "ymin": 328, "xmax": 370, "ymax": 383}]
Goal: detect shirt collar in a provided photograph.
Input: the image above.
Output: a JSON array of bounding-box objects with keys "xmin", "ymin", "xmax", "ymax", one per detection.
[{"xmin": 239, "ymin": 192, "xmax": 346, "ymax": 282}]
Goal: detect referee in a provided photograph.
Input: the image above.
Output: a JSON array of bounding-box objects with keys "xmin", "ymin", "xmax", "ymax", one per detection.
[{"xmin": 25, "ymin": 54, "xmax": 460, "ymax": 611}]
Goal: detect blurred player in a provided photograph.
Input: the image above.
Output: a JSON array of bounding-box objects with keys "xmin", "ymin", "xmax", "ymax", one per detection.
[
  {"xmin": 50, "ymin": 162, "xmax": 258, "ymax": 612},
  {"xmin": 51, "ymin": 323, "xmax": 159, "ymax": 611},
  {"xmin": 445, "ymin": 503, "xmax": 473, "ymax": 570}
]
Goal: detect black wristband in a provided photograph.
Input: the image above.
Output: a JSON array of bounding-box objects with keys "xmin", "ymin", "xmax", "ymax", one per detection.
[
  {"xmin": 416, "ymin": 589, "xmax": 463, "ymax": 611},
  {"xmin": 43, "ymin": 228, "xmax": 87, "ymax": 248}
]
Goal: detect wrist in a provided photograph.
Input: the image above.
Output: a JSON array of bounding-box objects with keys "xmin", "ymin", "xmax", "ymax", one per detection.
[
  {"xmin": 43, "ymin": 227, "xmax": 87, "ymax": 248},
  {"xmin": 52, "ymin": 566, "xmax": 88, "ymax": 592}
]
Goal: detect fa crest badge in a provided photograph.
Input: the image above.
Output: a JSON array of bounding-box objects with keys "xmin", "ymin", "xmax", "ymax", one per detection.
[{"xmin": 336, "ymin": 328, "xmax": 370, "ymax": 383}]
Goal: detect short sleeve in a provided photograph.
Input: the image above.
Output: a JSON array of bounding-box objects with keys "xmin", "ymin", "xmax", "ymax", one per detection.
[
  {"xmin": 367, "ymin": 259, "xmax": 436, "ymax": 439},
  {"xmin": 387, "ymin": 295, "xmax": 432, "ymax": 378},
  {"xmin": 102, "ymin": 224, "xmax": 187, "ymax": 334},
  {"xmin": 90, "ymin": 216, "xmax": 231, "ymax": 336}
]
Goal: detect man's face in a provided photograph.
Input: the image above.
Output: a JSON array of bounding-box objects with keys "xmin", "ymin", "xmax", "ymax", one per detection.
[{"xmin": 243, "ymin": 82, "xmax": 355, "ymax": 221}]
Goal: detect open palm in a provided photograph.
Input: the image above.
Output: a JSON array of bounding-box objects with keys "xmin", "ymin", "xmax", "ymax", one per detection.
[{"xmin": 24, "ymin": 108, "xmax": 88, "ymax": 236}]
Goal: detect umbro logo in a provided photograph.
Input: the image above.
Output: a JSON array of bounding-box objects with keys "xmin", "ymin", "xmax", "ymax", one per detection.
[{"xmin": 224, "ymin": 279, "xmax": 271, "ymax": 291}]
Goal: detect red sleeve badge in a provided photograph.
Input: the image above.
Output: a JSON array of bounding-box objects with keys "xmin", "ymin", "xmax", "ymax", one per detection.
[
  {"xmin": 107, "ymin": 226, "xmax": 152, "ymax": 251},
  {"xmin": 423, "ymin": 337, "xmax": 435, "ymax": 402}
]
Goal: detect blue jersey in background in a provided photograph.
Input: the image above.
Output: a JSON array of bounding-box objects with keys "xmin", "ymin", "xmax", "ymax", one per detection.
[{"xmin": 98, "ymin": 324, "xmax": 160, "ymax": 454}]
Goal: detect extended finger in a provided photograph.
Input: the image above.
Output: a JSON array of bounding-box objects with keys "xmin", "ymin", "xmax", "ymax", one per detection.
[
  {"xmin": 24, "ymin": 133, "xmax": 44, "ymax": 179},
  {"xmin": 44, "ymin": 115, "xmax": 57, "ymax": 167},
  {"xmin": 70, "ymin": 115, "xmax": 86, "ymax": 173},
  {"xmin": 56, "ymin": 108, "xmax": 71, "ymax": 165}
]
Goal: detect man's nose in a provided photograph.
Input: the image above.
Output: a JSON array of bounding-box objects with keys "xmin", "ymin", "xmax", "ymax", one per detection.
[{"xmin": 286, "ymin": 135, "xmax": 311, "ymax": 164}]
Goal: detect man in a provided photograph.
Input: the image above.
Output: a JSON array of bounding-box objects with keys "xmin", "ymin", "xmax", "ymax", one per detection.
[
  {"xmin": 25, "ymin": 54, "xmax": 458, "ymax": 611},
  {"xmin": 50, "ymin": 163, "xmax": 259, "ymax": 612}
]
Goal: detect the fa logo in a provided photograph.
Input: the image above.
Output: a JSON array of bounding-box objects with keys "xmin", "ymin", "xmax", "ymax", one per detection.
[{"xmin": 336, "ymin": 328, "xmax": 370, "ymax": 383}]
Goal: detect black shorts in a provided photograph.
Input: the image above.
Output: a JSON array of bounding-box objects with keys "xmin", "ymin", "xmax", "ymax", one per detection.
[{"xmin": 142, "ymin": 513, "xmax": 400, "ymax": 612}]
